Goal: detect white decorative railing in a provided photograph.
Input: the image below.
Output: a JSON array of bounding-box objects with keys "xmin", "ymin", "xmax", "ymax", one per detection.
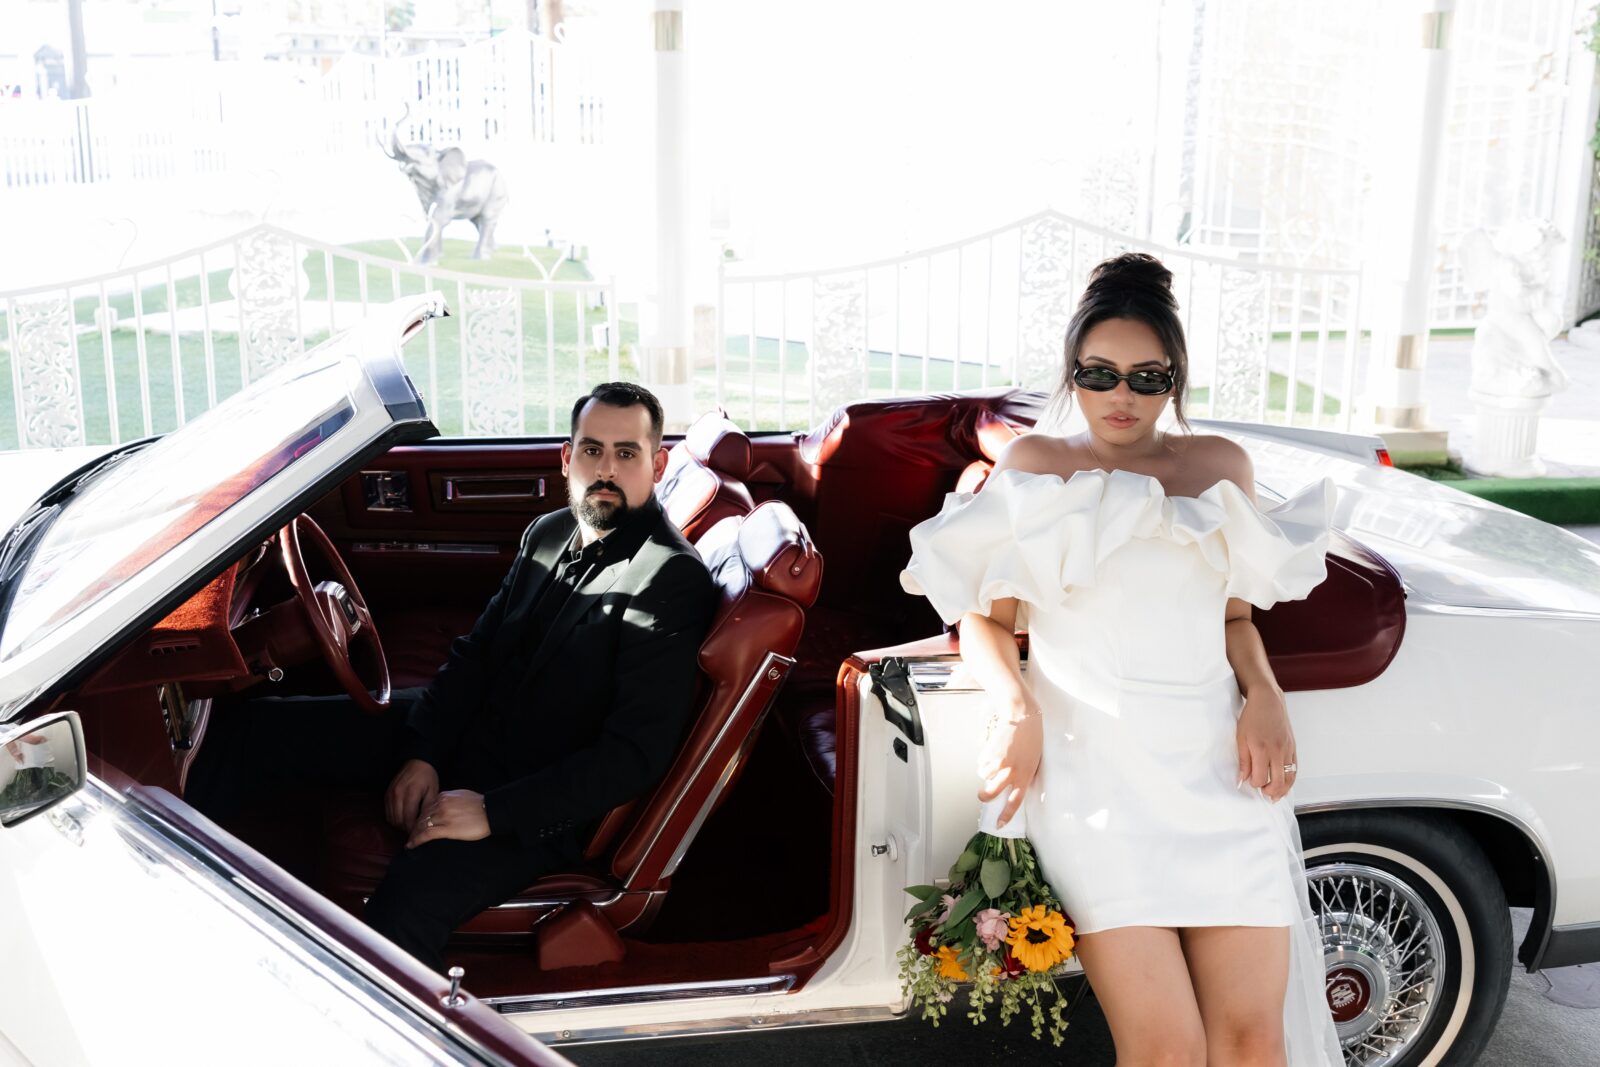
[
  {"xmin": 0, "ymin": 225, "xmax": 618, "ymax": 449},
  {"xmin": 715, "ymin": 209, "xmax": 1366, "ymax": 433},
  {"xmin": 1, "ymin": 30, "xmax": 605, "ymax": 190}
]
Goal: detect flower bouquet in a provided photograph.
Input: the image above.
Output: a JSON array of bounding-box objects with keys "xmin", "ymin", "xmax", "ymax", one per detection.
[{"xmin": 897, "ymin": 801, "xmax": 1078, "ymax": 1045}]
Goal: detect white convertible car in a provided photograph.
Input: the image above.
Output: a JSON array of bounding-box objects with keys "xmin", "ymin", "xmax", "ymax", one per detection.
[{"xmin": 3, "ymin": 297, "xmax": 1597, "ymax": 1067}]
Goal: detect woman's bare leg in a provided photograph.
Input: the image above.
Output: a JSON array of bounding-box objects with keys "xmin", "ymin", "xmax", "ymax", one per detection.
[
  {"xmin": 1178, "ymin": 925, "xmax": 1291, "ymax": 1067},
  {"xmin": 1075, "ymin": 926, "xmax": 1207, "ymax": 1066}
]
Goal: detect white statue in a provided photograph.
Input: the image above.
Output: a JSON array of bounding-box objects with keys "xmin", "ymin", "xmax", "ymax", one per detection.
[
  {"xmin": 1462, "ymin": 220, "xmax": 1568, "ymax": 477},
  {"xmin": 1464, "ymin": 220, "xmax": 1568, "ymax": 400}
]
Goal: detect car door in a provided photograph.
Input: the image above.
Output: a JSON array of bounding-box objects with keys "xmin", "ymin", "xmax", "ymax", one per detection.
[
  {"xmin": 845, "ymin": 637, "xmax": 1085, "ymax": 1003},
  {"xmin": 0, "ymin": 769, "xmax": 571, "ymax": 1067},
  {"xmin": 304, "ymin": 440, "xmax": 571, "ymax": 689},
  {"xmin": 0, "ymin": 295, "xmax": 572, "ymax": 1066}
]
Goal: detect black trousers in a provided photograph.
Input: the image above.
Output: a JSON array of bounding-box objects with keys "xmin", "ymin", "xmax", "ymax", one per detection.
[{"xmin": 185, "ymin": 688, "xmax": 569, "ymax": 972}]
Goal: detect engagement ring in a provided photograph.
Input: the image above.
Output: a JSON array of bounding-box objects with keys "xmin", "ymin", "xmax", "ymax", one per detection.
[{"xmin": 1283, "ymin": 762, "xmax": 1298, "ymax": 774}]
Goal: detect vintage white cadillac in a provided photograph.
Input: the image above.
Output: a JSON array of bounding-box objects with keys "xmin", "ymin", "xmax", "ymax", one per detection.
[{"xmin": 2, "ymin": 298, "xmax": 1597, "ymax": 1067}]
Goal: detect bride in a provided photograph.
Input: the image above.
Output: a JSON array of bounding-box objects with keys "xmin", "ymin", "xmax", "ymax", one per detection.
[{"xmin": 902, "ymin": 252, "xmax": 1343, "ymax": 1065}]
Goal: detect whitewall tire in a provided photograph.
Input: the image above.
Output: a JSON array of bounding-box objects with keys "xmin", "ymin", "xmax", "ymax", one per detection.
[{"xmin": 1301, "ymin": 811, "xmax": 1512, "ymax": 1067}]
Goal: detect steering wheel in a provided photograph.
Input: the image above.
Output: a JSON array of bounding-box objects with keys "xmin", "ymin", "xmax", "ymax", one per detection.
[{"xmin": 278, "ymin": 515, "xmax": 391, "ymax": 714}]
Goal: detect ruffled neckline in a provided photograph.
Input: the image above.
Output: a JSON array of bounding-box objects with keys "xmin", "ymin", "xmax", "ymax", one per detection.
[
  {"xmin": 900, "ymin": 465, "xmax": 1335, "ymax": 622},
  {"xmin": 996, "ymin": 466, "xmax": 1251, "ymax": 504}
]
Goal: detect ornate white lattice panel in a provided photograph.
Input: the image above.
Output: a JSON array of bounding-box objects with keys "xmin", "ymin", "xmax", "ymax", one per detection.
[
  {"xmin": 1081, "ymin": 149, "xmax": 1144, "ymax": 239},
  {"xmin": 462, "ymin": 286, "xmax": 524, "ymax": 436},
  {"xmin": 1212, "ymin": 267, "xmax": 1270, "ymax": 419},
  {"xmin": 231, "ymin": 229, "xmax": 305, "ymax": 383},
  {"xmin": 12, "ymin": 295, "xmax": 85, "ymax": 448},
  {"xmin": 809, "ymin": 273, "xmax": 866, "ymax": 416},
  {"xmin": 1016, "ymin": 214, "xmax": 1079, "ymax": 389}
]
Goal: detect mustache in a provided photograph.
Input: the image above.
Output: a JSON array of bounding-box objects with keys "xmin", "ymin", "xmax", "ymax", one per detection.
[{"xmin": 586, "ymin": 480, "xmax": 623, "ymax": 497}]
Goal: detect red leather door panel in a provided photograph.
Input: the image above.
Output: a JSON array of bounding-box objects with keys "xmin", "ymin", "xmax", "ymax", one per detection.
[{"xmin": 307, "ymin": 443, "xmax": 570, "ymax": 685}]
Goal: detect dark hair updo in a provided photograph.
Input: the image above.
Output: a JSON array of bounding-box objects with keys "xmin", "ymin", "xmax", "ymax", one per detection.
[{"xmin": 1050, "ymin": 251, "xmax": 1190, "ymax": 432}]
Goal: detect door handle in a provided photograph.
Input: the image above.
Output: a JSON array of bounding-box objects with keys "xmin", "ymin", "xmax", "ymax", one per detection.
[{"xmin": 442, "ymin": 476, "xmax": 547, "ymax": 502}]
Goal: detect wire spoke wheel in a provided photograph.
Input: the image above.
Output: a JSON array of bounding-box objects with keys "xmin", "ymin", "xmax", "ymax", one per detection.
[{"xmin": 1309, "ymin": 862, "xmax": 1446, "ymax": 1067}]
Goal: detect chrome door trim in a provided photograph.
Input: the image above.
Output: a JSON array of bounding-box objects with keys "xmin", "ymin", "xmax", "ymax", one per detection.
[
  {"xmin": 902, "ymin": 655, "xmax": 1026, "ymax": 694},
  {"xmin": 487, "ymin": 974, "xmax": 796, "ymax": 1016},
  {"xmin": 525, "ymin": 1001, "xmax": 901, "ymax": 1045}
]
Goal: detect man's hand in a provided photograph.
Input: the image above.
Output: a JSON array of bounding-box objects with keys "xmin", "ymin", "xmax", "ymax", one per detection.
[
  {"xmin": 406, "ymin": 789, "xmax": 489, "ymax": 849},
  {"xmin": 384, "ymin": 759, "xmax": 439, "ymax": 832}
]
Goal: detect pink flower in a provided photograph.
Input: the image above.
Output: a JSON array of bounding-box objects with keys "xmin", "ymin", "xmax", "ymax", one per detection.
[
  {"xmin": 975, "ymin": 908, "xmax": 1010, "ymax": 951},
  {"xmin": 937, "ymin": 894, "xmax": 959, "ymax": 925}
]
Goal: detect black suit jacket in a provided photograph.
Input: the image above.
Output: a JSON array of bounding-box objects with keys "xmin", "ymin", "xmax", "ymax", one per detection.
[{"xmin": 403, "ymin": 498, "xmax": 717, "ymax": 850}]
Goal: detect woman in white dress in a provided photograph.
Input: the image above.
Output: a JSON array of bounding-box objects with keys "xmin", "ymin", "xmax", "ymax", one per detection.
[{"xmin": 902, "ymin": 253, "xmax": 1343, "ymax": 1065}]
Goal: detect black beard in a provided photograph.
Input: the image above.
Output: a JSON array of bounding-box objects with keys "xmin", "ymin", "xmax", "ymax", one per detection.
[{"xmin": 570, "ymin": 481, "xmax": 629, "ymax": 531}]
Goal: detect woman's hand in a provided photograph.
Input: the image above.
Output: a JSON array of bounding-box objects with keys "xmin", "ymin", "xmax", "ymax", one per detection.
[
  {"xmin": 977, "ymin": 703, "xmax": 1043, "ymax": 828},
  {"xmin": 1237, "ymin": 685, "xmax": 1296, "ymax": 802}
]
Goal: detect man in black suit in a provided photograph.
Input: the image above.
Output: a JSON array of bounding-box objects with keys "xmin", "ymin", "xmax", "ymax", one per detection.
[{"xmin": 189, "ymin": 383, "xmax": 717, "ymax": 970}]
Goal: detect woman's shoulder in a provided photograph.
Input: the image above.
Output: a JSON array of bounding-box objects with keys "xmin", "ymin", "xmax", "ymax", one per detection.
[
  {"xmin": 1171, "ymin": 432, "xmax": 1255, "ymax": 497},
  {"xmin": 992, "ymin": 432, "xmax": 1087, "ymax": 478}
]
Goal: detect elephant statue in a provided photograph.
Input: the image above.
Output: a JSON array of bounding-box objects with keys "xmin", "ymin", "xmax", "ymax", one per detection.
[{"xmin": 379, "ymin": 110, "xmax": 511, "ymax": 266}]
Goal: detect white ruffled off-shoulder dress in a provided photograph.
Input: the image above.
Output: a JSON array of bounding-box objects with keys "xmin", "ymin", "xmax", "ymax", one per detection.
[{"xmin": 901, "ymin": 467, "xmax": 1343, "ymax": 1065}]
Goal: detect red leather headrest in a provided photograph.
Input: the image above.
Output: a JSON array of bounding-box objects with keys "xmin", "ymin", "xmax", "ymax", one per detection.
[
  {"xmin": 683, "ymin": 410, "xmax": 752, "ymax": 479},
  {"xmin": 736, "ymin": 501, "xmax": 821, "ymax": 607}
]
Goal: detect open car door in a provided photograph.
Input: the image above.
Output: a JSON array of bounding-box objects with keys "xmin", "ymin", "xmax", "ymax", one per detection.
[{"xmin": 0, "ymin": 296, "xmax": 572, "ymax": 1066}]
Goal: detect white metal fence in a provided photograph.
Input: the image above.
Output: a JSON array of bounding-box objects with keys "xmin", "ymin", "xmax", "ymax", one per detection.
[
  {"xmin": 716, "ymin": 209, "xmax": 1365, "ymax": 433},
  {"xmin": 0, "ymin": 224, "xmax": 618, "ymax": 449},
  {"xmin": 1, "ymin": 30, "xmax": 604, "ymax": 191}
]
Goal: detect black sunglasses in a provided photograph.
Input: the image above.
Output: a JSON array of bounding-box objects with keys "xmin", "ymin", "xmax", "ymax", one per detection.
[{"xmin": 1072, "ymin": 365, "xmax": 1175, "ymax": 396}]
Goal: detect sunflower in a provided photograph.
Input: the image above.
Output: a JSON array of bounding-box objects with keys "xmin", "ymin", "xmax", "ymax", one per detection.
[
  {"xmin": 935, "ymin": 944, "xmax": 970, "ymax": 981},
  {"xmin": 1006, "ymin": 905, "xmax": 1076, "ymax": 972}
]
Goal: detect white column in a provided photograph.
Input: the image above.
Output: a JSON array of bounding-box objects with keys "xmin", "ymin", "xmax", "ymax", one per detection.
[
  {"xmin": 1556, "ymin": 42, "xmax": 1600, "ymax": 328},
  {"xmin": 643, "ymin": 0, "xmax": 693, "ymax": 430},
  {"xmin": 1365, "ymin": 0, "xmax": 1454, "ymax": 461}
]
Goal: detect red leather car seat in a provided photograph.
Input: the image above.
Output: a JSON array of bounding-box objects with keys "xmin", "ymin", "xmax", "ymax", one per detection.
[
  {"xmin": 656, "ymin": 409, "xmax": 756, "ymax": 542},
  {"xmin": 320, "ymin": 500, "xmax": 822, "ymax": 947},
  {"xmin": 954, "ymin": 408, "xmax": 1023, "ymax": 493}
]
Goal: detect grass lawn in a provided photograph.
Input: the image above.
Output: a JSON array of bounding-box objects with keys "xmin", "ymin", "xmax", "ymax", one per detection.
[{"xmin": 0, "ymin": 237, "xmax": 640, "ymax": 448}]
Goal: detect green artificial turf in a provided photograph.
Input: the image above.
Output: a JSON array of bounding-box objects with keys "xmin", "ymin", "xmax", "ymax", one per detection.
[{"xmin": 1445, "ymin": 477, "xmax": 1600, "ymax": 526}]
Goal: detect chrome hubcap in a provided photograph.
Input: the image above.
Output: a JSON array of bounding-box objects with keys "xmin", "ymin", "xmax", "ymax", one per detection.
[{"xmin": 1308, "ymin": 862, "xmax": 1446, "ymax": 1067}]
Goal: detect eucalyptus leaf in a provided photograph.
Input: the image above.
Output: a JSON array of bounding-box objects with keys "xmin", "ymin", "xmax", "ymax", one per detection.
[
  {"xmin": 904, "ymin": 884, "xmax": 940, "ymax": 901},
  {"xmin": 980, "ymin": 857, "xmax": 1012, "ymax": 899},
  {"xmin": 954, "ymin": 850, "xmax": 981, "ymax": 874}
]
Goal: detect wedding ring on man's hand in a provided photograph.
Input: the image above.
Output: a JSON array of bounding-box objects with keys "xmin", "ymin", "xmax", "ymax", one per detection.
[{"xmin": 1283, "ymin": 762, "xmax": 1298, "ymax": 775}]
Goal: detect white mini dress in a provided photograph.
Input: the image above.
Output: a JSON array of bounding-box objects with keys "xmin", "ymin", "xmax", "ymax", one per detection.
[{"xmin": 901, "ymin": 467, "xmax": 1343, "ymax": 1065}]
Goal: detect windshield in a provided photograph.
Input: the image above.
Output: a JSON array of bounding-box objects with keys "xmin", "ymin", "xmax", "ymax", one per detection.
[{"xmin": 0, "ymin": 353, "xmax": 359, "ymax": 663}]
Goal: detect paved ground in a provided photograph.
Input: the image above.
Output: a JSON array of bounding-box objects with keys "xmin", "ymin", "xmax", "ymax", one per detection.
[{"xmin": 567, "ymin": 910, "xmax": 1600, "ymax": 1065}]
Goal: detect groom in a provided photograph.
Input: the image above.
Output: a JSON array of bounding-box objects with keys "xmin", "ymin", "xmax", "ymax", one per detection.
[{"xmin": 189, "ymin": 382, "xmax": 717, "ymax": 970}]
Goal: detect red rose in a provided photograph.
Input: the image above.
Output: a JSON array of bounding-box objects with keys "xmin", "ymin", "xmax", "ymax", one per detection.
[
  {"xmin": 914, "ymin": 926, "xmax": 937, "ymax": 956},
  {"xmin": 998, "ymin": 945, "xmax": 1026, "ymax": 978}
]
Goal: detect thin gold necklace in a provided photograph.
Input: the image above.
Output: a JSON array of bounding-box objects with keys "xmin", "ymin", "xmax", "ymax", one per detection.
[
  {"xmin": 1086, "ymin": 430, "xmax": 1163, "ymax": 470},
  {"xmin": 1085, "ymin": 434, "xmax": 1107, "ymax": 470}
]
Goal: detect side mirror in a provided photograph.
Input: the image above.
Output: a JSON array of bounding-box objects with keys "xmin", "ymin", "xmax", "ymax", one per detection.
[{"xmin": 0, "ymin": 711, "xmax": 87, "ymax": 828}]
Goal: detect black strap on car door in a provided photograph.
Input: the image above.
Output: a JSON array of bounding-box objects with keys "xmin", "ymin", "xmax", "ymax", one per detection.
[{"xmin": 869, "ymin": 656, "xmax": 924, "ymax": 746}]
